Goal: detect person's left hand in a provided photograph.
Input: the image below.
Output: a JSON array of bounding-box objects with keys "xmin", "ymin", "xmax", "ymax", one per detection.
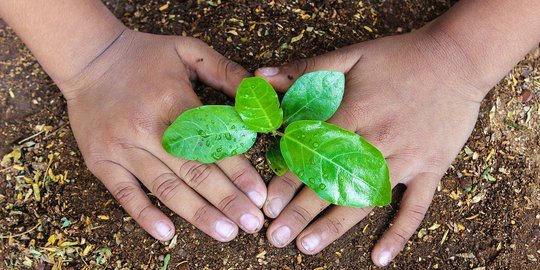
[{"xmin": 254, "ymin": 28, "xmax": 489, "ymax": 266}]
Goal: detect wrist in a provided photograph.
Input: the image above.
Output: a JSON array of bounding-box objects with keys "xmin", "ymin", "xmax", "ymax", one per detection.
[
  {"xmin": 0, "ymin": 1, "xmax": 127, "ymax": 87},
  {"xmin": 415, "ymin": 0, "xmax": 540, "ymax": 102},
  {"xmin": 411, "ymin": 25, "xmax": 491, "ymax": 103},
  {"xmin": 57, "ymin": 28, "xmax": 134, "ymax": 101}
]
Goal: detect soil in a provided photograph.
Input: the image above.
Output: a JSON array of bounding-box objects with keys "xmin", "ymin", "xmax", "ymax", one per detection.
[{"xmin": 1, "ymin": 1, "xmax": 539, "ymax": 269}]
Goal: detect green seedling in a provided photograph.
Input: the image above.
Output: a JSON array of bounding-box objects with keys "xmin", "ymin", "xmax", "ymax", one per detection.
[{"xmin": 163, "ymin": 71, "xmax": 391, "ymax": 207}]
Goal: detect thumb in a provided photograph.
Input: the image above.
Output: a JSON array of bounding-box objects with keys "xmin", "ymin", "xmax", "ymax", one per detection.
[
  {"xmin": 176, "ymin": 37, "xmax": 250, "ymax": 97},
  {"xmin": 255, "ymin": 44, "xmax": 364, "ymax": 92}
]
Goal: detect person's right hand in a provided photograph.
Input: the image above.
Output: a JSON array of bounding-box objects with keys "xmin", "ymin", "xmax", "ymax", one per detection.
[
  {"xmin": 256, "ymin": 26, "xmax": 492, "ymax": 266},
  {"xmin": 57, "ymin": 29, "xmax": 267, "ymax": 242}
]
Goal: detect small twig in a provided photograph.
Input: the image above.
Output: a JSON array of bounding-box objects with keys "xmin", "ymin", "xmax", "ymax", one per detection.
[
  {"xmin": 88, "ymin": 225, "xmax": 105, "ymax": 231},
  {"xmin": 0, "ymin": 221, "xmax": 41, "ymax": 239},
  {"xmin": 18, "ymin": 130, "xmax": 47, "ymax": 144},
  {"xmin": 77, "ymin": 249, "xmax": 89, "ymax": 267},
  {"xmin": 18, "ymin": 121, "xmax": 70, "ymax": 144},
  {"xmin": 43, "ymin": 121, "xmax": 70, "ymax": 140}
]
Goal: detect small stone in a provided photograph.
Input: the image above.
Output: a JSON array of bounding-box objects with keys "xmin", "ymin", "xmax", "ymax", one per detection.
[
  {"xmin": 123, "ymin": 222, "xmax": 135, "ymax": 232},
  {"xmin": 521, "ymin": 89, "xmax": 533, "ymax": 103}
]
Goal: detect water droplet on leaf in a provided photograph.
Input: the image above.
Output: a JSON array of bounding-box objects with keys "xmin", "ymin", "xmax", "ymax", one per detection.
[
  {"xmin": 224, "ymin": 133, "xmax": 232, "ymax": 140},
  {"xmin": 319, "ymin": 183, "xmax": 326, "ymax": 190},
  {"xmin": 313, "ymin": 143, "xmax": 319, "ymax": 148},
  {"xmin": 216, "ymin": 147, "xmax": 223, "ymax": 153}
]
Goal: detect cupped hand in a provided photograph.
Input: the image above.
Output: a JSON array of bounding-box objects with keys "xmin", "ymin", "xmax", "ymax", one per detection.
[
  {"xmin": 58, "ymin": 29, "xmax": 267, "ymax": 242},
  {"xmin": 256, "ymin": 28, "xmax": 489, "ymax": 266}
]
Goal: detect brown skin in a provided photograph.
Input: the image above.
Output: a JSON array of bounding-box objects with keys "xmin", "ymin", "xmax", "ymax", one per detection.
[
  {"xmin": 1, "ymin": 0, "xmax": 540, "ymax": 267},
  {"xmin": 0, "ymin": 1, "xmax": 267, "ymax": 242},
  {"xmin": 256, "ymin": 0, "xmax": 540, "ymax": 267}
]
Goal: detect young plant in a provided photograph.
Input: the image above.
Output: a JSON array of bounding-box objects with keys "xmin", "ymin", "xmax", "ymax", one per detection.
[{"xmin": 162, "ymin": 71, "xmax": 391, "ymax": 207}]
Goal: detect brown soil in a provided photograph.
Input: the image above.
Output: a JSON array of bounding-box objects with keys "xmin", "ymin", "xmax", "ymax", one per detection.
[{"xmin": 1, "ymin": 1, "xmax": 539, "ymax": 269}]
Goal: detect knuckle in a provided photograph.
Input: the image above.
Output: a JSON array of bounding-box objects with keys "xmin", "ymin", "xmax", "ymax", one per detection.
[
  {"xmin": 388, "ymin": 226, "xmax": 409, "ymax": 245},
  {"xmin": 180, "ymin": 161, "xmax": 212, "ymax": 188},
  {"xmin": 278, "ymin": 174, "xmax": 300, "ymax": 193},
  {"xmin": 217, "ymin": 58, "xmax": 247, "ymax": 91},
  {"xmin": 230, "ymin": 167, "xmax": 248, "ymax": 186},
  {"xmin": 134, "ymin": 204, "xmax": 154, "ymax": 221},
  {"xmin": 159, "ymin": 91, "xmax": 182, "ymax": 112},
  {"xmin": 81, "ymin": 144, "xmax": 110, "ymax": 172},
  {"xmin": 152, "ymin": 173, "xmax": 183, "ymax": 203},
  {"xmin": 128, "ymin": 110, "xmax": 159, "ymax": 135},
  {"xmin": 293, "ymin": 58, "xmax": 313, "ymax": 77},
  {"xmin": 217, "ymin": 194, "xmax": 238, "ymax": 214},
  {"xmin": 288, "ymin": 204, "xmax": 313, "ymax": 225},
  {"xmin": 111, "ymin": 182, "xmax": 140, "ymax": 205},
  {"xmin": 222, "ymin": 58, "xmax": 245, "ymax": 75},
  {"xmin": 407, "ymin": 203, "xmax": 429, "ymax": 223},
  {"xmin": 323, "ymin": 216, "xmax": 344, "ymax": 235},
  {"xmin": 192, "ymin": 204, "xmax": 211, "ymax": 224}
]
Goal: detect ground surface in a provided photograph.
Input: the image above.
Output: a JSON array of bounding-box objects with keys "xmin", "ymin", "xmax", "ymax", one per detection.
[{"xmin": 1, "ymin": 1, "xmax": 539, "ymax": 269}]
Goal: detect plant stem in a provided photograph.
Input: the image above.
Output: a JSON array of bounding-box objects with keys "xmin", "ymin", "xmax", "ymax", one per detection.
[{"xmin": 274, "ymin": 131, "xmax": 285, "ymax": 137}]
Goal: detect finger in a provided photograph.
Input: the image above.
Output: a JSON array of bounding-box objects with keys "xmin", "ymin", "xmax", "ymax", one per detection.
[
  {"xmin": 296, "ymin": 205, "xmax": 373, "ymax": 254},
  {"xmin": 267, "ymin": 186, "xmax": 330, "ymax": 247},
  {"xmin": 89, "ymin": 160, "xmax": 175, "ymax": 241},
  {"xmin": 254, "ymin": 44, "xmax": 363, "ymax": 91},
  {"xmin": 216, "ymin": 155, "xmax": 267, "ymax": 208},
  {"xmin": 386, "ymin": 156, "xmax": 416, "ymax": 186},
  {"xmin": 147, "ymin": 146, "xmax": 265, "ymax": 234},
  {"xmin": 263, "ymin": 171, "xmax": 303, "ymax": 218},
  {"xmin": 117, "ymin": 148, "xmax": 243, "ymax": 241},
  {"xmin": 176, "ymin": 37, "xmax": 250, "ymax": 96},
  {"xmin": 371, "ymin": 173, "xmax": 440, "ymax": 267}
]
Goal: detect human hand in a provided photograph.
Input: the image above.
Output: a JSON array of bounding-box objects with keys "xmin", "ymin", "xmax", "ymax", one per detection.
[
  {"xmin": 255, "ymin": 28, "xmax": 490, "ymax": 266},
  {"xmin": 58, "ymin": 29, "xmax": 267, "ymax": 242}
]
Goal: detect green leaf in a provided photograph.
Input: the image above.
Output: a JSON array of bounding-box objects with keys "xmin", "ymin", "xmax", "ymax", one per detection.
[
  {"xmin": 162, "ymin": 254, "xmax": 171, "ymax": 270},
  {"xmin": 235, "ymin": 77, "xmax": 283, "ymax": 132},
  {"xmin": 281, "ymin": 71, "xmax": 345, "ymax": 124},
  {"xmin": 163, "ymin": 105, "xmax": 257, "ymax": 163},
  {"xmin": 280, "ymin": 120, "xmax": 391, "ymax": 207},
  {"xmin": 266, "ymin": 140, "xmax": 288, "ymax": 176}
]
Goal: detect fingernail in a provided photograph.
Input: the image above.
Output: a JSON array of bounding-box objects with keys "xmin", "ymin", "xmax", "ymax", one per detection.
[
  {"xmin": 300, "ymin": 234, "xmax": 320, "ymax": 252},
  {"xmin": 259, "ymin": 67, "xmax": 279, "ymax": 77},
  {"xmin": 240, "ymin": 213, "xmax": 260, "ymax": 233},
  {"xmin": 215, "ymin": 220, "xmax": 236, "ymax": 239},
  {"xmin": 271, "ymin": 226, "xmax": 291, "ymax": 247},
  {"xmin": 155, "ymin": 221, "xmax": 173, "ymax": 239},
  {"xmin": 378, "ymin": 250, "xmax": 392, "ymax": 266},
  {"xmin": 267, "ymin": 198, "xmax": 283, "ymax": 218},
  {"xmin": 247, "ymin": 191, "xmax": 265, "ymax": 208}
]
